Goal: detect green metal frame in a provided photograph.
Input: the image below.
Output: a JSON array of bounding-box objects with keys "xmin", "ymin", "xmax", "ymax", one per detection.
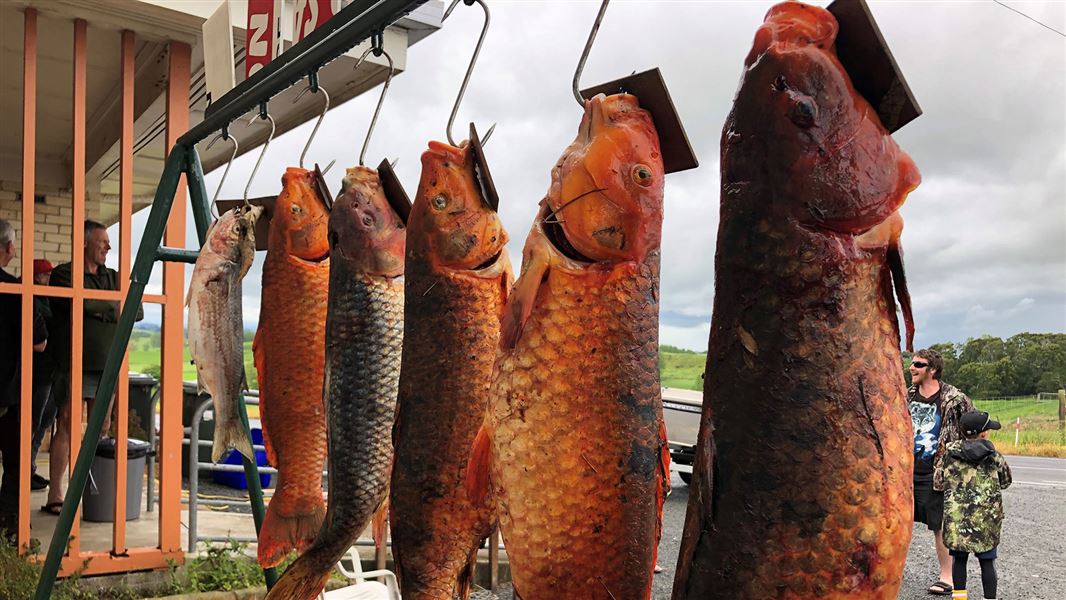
[{"xmin": 34, "ymin": 2, "xmax": 428, "ymax": 597}]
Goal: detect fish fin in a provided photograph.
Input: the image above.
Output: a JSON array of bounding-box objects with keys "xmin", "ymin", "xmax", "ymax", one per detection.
[
  {"xmin": 887, "ymin": 242, "xmax": 914, "ymax": 352},
  {"xmin": 372, "ymin": 497, "xmax": 389, "ymax": 551},
  {"xmin": 455, "ymin": 550, "xmax": 477, "ymax": 600},
  {"xmin": 465, "ymin": 423, "xmax": 493, "ymax": 506},
  {"xmin": 211, "ymin": 419, "xmax": 255, "ymax": 464},
  {"xmin": 263, "ymin": 552, "xmax": 330, "ymax": 600},
  {"xmin": 257, "ymin": 489, "xmax": 326, "ymax": 568},
  {"xmin": 500, "ymin": 251, "xmax": 549, "ymax": 350}
]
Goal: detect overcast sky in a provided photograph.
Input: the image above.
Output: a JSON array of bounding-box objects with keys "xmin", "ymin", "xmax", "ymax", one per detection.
[{"xmin": 118, "ymin": 0, "xmax": 1066, "ymax": 352}]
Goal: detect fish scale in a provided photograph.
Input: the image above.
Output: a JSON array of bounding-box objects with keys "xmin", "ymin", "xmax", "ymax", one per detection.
[
  {"xmin": 491, "ymin": 258, "xmax": 663, "ymax": 600},
  {"xmin": 391, "ymin": 267, "xmax": 506, "ymax": 600}
]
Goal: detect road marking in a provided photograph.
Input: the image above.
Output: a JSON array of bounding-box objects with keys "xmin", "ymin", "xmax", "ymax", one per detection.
[{"xmin": 1012, "ymin": 481, "xmax": 1066, "ymax": 487}]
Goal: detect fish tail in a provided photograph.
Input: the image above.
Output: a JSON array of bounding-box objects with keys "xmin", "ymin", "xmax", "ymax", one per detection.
[
  {"xmin": 257, "ymin": 491, "xmax": 326, "ymax": 568},
  {"xmin": 211, "ymin": 419, "xmax": 255, "ymax": 464},
  {"xmin": 264, "ymin": 551, "xmax": 331, "ymax": 600},
  {"xmin": 455, "ymin": 548, "xmax": 478, "ymax": 600}
]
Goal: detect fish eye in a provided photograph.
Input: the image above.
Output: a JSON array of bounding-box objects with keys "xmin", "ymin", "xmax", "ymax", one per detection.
[
  {"xmin": 290, "ymin": 204, "xmax": 301, "ymax": 215},
  {"xmin": 361, "ymin": 215, "xmax": 374, "ymax": 227},
  {"xmin": 432, "ymin": 194, "xmax": 448, "ymax": 210},
  {"xmin": 788, "ymin": 97, "xmax": 817, "ymax": 128},
  {"xmin": 631, "ymin": 164, "xmax": 654, "ymax": 187}
]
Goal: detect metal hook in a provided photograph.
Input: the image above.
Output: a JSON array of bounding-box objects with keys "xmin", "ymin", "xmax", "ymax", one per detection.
[
  {"xmin": 573, "ymin": 0, "xmax": 610, "ymax": 107},
  {"xmin": 205, "ymin": 132, "xmax": 239, "ymax": 214},
  {"xmin": 443, "ymin": 0, "xmax": 494, "ymax": 147},
  {"xmin": 243, "ymin": 111, "xmax": 276, "ymax": 204},
  {"xmin": 353, "ymin": 44, "xmax": 396, "ymax": 166},
  {"xmin": 293, "ymin": 81, "xmax": 334, "ymax": 174}
]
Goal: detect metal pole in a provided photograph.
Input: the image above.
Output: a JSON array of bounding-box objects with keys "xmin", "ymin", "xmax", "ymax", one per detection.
[
  {"xmin": 237, "ymin": 392, "xmax": 278, "ymax": 588},
  {"xmin": 34, "ymin": 146, "xmax": 189, "ymax": 600},
  {"xmin": 186, "ymin": 148, "xmax": 213, "ymax": 247},
  {"xmin": 188, "ymin": 398, "xmax": 209, "ymax": 553}
]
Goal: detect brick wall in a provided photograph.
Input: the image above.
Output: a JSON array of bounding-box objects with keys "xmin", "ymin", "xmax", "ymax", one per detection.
[{"xmin": 0, "ymin": 187, "xmax": 74, "ymax": 279}]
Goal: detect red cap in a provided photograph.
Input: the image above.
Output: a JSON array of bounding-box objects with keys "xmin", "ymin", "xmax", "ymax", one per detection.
[{"xmin": 33, "ymin": 258, "xmax": 53, "ymax": 276}]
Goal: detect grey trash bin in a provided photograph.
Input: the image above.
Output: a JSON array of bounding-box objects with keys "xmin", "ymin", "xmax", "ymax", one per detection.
[{"xmin": 82, "ymin": 437, "xmax": 152, "ymax": 522}]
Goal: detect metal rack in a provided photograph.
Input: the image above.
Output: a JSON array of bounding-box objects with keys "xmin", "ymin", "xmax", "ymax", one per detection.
[{"xmin": 33, "ymin": 2, "xmax": 430, "ymax": 597}]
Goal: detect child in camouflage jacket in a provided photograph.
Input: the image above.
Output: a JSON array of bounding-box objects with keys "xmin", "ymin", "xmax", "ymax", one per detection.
[{"xmin": 937, "ymin": 410, "xmax": 1012, "ymax": 600}]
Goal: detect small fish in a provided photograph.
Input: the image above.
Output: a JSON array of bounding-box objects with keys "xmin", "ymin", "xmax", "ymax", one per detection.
[
  {"xmin": 468, "ymin": 92, "xmax": 668, "ymax": 600},
  {"xmin": 390, "ymin": 136, "xmax": 512, "ymax": 600},
  {"xmin": 672, "ymin": 3, "xmax": 920, "ymax": 599},
  {"xmin": 255, "ymin": 167, "xmax": 331, "ymax": 568},
  {"xmin": 266, "ymin": 166, "xmax": 407, "ymax": 599},
  {"xmin": 186, "ymin": 204, "xmax": 263, "ymax": 463}
]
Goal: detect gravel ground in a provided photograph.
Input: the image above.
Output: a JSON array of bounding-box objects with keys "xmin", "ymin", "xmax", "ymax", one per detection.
[{"xmin": 477, "ymin": 456, "xmax": 1066, "ymax": 600}]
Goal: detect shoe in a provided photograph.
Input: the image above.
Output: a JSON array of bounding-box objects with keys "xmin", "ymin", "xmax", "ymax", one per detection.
[
  {"xmin": 928, "ymin": 581, "xmax": 953, "ymax": 595},
  {"xmin": 30, "ymin": 473, "xmax": 49, "ymax": 491}
]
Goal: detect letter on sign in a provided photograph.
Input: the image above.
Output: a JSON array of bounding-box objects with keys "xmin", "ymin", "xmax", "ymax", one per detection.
[
  {"xmin": 293, "ymin": 0, "xmax": 335, "ymax": 43},
  {"xmin": 246, "ymin": 0, "xmax": 283, "ymax": 78}
]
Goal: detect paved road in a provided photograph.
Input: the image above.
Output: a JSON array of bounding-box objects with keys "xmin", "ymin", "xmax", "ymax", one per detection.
[{"xmin": 484, "ymin": 455, "xmax": 1065, "ymax": 599}]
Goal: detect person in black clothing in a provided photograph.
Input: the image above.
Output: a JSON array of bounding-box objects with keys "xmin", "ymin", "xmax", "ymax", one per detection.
[
  {"xmin": 0, "ymin": 219, "xmax": 49, "ymax": 539},
  {"xmin": 29, "ymin": 258, "xmax": 55, "ymax": 491}
]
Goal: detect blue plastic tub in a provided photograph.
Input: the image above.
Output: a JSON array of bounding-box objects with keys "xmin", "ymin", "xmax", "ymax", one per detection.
[{"xmin": 212, "ymin": 427, "xmax": 271, "ymax": 489}]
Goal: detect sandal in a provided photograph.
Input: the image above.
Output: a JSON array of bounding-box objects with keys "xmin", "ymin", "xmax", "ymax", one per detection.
[
  {"xmin": 40, "ymin": 502, "xmax": 63, "ymax": 516},
  {"xmin": 928, "ymin": 581, "xmax": 952, "ymax": 595}
]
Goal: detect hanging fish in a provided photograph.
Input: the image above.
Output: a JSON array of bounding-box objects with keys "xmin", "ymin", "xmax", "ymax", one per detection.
[
  {"xmin": 254, "ymin": 167, "xmax": 331, "ymax": 568},
  {"xmin": 265, "ymin": 166, "xmax": 407, "ymax": 599},
  {"xmin": 467, "ymin": 92, "xmax": 668, "ymax": 600},
  {"xmin": 672, "ymin": 3, "xmax": 919, "ymax": 598},
  {"xmin": 390, "ymin": 132, "xmax": 512, "ymax": 600},
  {"xmin": 187, "ymin": 204, "xmax": 263, "ymax": 463}
]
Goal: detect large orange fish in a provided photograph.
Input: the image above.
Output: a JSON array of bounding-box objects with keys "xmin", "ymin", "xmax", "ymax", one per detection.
[
  {"xmin": 672, "ymin": 3, "xmax": 919, "ymax": 598},
  {"xmin": 254, "ymin": 167, "xmax": 331, "ymax": 568},
  {"xmin": 468, "ymin": 92, "xmax": 668, "ymax": 600},
  {"xmin": 390, "ymin": 134, "xmax": 512, "ymax": 600}
]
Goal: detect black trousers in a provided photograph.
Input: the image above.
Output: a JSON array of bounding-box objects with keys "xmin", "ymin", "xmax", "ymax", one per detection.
[
  {"xmin": 952, "ymin": 550, "xmax": 998, "ymax": 598},
  {"xmin": 0, "ymin": 405, "xmax": 21, "ymax": 516}
]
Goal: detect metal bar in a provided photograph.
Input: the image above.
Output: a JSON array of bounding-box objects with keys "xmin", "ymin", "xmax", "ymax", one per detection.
[
  {"xmin": 155, "ymin": 247, "xmax": 200, "ymax": 264},
  {"xmin": 146, "ymin": 385, "xmax": 159, "ymax": 512},
  {"xmin": 187, "ymin": 398, "xmax": 207, "ymax": 553},
  {"xmin": 179, "ymin": 0, "xmax": 428, "ymax": 147},
  {"xmin": 0, "ymin": 283, "xmax": 167, "ymax": 302},
  {"xmin": 112, "ymin": 28, "xmax": 136, "ymax": 554},
  {"xmin": 16, "ymin": 6, "xmax": 37, "ymax": 551},
  {"xmin": 489, "ymin": 529, "xmax": 499, "ymax": 591},
  {"xmin": 33, "ymin": 146, "xmax": 190, "ymax": 600},
  {"xmin": 67, "ymin": 17, "xmax": 88, "ymax": 561},
  {"xmin": 237, "ymin": 391, "xmax": 277, "ymax": 587},
  {"xmin": 159, "ymin": 40, "xmax": 191, "ymax": 554},
  {"xmin": 186, "ymin": 147, "xmax": 212, "ymax": 248}
]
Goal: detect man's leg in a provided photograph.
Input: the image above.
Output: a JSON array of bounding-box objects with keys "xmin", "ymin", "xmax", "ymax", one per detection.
[
  {"xmin": 46, "ymin": 399, "xmax": 71, "ymax": 506},
  {"xmin": 935, "ymin": 529, "xmax": 954, "ymax": 586}
]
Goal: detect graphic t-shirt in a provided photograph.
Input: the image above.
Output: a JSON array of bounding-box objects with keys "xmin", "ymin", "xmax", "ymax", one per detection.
[{"xmin": 911, "ymin": 386, "xmax": 943, "ymax": 481}]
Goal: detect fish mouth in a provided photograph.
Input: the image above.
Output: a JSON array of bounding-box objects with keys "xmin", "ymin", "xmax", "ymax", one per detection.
[
  {"xmin": 541, "ymin": 205, "xmax": 594, "ymax": 264},
  {"xmin": 472, "ymin": 249, "xmax": 503, "ymax": 271},
  {"xmin": 294, "ymin": 250, "xmax": 330, "ymax": 264}
]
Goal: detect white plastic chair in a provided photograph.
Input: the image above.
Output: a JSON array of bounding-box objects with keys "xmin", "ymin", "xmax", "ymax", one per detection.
[{"xmin": 320, "ymin": 547, "xmax": 400, "ymax": 600}]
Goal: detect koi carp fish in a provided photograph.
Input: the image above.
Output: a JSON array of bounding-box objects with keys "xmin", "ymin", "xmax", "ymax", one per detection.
[
  {"xmin": 672, "ymin": 3, "xmax": 919, "ymax": 598},
  {"xmin": 468, "ymin": 92, "xmax": 668, "ymax": 600},
  {"xmin": 389, "ymin": 133, "xmax": 512, "ymax": 600},
  {"xmin": 254, "ymin": 167, "xmax": 331, "ymax": 568}
]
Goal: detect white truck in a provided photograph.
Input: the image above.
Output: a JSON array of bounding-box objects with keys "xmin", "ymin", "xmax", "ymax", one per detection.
[{"xmin": 661, "ymin": 386, "xmax": 703, "ymax": 485}]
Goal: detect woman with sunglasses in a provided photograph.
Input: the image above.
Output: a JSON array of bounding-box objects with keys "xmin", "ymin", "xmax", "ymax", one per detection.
[{"xmin": 908, "ymin": 348, "xmax": 977, "ymax": 596}]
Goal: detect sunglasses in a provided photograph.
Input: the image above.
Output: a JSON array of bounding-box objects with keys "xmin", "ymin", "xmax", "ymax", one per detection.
[{"xmin": 911, "ymin": 361, "xmax": 929, "ymax": 369}]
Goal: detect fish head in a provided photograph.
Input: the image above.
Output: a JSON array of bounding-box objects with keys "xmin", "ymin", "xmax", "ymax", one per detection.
[
  {"xmin": 330, "ymin": 166, "xmax": 406, "ymax": 277},
  {"xmin": 727, "ymin": 1, "xmax": 920, "ymax": 235},
  {"xmin": 207, "ymin": 204, "xmax": 263, "ymax": 278},
  {"xmin": 270, "ymin": 167, "xmax": 331, "ymax": 262},
  {"xmin": 409, "ymin": 141, "xmax": 507, "ymax": 272},
  {"xmin": 544, "ymin": 92, "xmax": 664, "ymax": 264}
]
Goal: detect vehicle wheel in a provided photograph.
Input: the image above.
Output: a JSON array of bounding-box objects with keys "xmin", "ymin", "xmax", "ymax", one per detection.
[{"xmin": 679, "ymin": 472, "xmax": 692, "ymax": 485}]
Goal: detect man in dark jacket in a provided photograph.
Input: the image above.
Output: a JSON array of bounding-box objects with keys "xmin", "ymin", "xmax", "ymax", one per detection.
[
  {"xmin": 909, "ymin": 348, "xmax": 976, "ymax": 595},
  {"xmin": 43, "ymin": 220, "xmax": 142, "ymax": 514},
  {"xmin": 0, "ymin": 219, "xmax": 49, "ymax": 538}
]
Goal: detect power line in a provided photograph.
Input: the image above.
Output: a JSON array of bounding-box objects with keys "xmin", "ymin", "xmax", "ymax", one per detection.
[{"xmin": 992, "ymin": 0, "xmax": 1065, "ymax": 38}]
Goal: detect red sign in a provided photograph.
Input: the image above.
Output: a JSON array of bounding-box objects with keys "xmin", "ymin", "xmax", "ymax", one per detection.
[
  {"xmin": 245, "ymin": 0, "xmax": 283, "ymax": 79},
  {"xmin": 293, "ymin": 0, "xmax": 334, "ymax": 43}
]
